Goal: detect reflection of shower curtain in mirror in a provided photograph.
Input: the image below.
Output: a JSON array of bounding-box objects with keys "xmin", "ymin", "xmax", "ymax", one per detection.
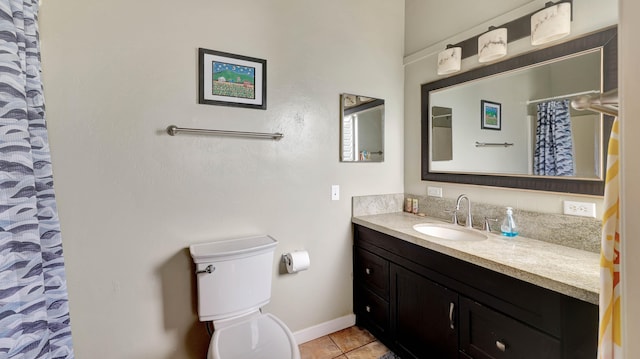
[{"xmin": 533, "ymin": 100, "xmax": 575, "ymax": 176}]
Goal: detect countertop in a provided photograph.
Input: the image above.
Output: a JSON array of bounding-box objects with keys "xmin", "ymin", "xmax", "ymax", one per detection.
[{"xmin": 352, "ymin": 212, "xmax": 600, "ymax": 305}]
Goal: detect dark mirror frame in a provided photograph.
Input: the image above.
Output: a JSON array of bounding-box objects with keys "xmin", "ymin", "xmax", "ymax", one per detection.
[{"xmin": 421, "ymin": 26, "xmax": 617, "ymax": 195}]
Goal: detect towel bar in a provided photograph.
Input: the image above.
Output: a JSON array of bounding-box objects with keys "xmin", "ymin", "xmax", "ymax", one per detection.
[
  {"xmin": 475, "ymin": 141, "xmax": 514, "ymax": 147},
  {"xmin": 167, "ymin": 125, "xmax": 283, "ymax": 140}
]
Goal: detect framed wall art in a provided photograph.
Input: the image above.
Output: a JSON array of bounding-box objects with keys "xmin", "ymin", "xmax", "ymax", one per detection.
[
  {"xmin": 481, "ymin": 100, "xmax": 501, "ymax": 130},
  {"xmin": 198, "ymin": 48, "xmax": 267, "ymax": 110}
]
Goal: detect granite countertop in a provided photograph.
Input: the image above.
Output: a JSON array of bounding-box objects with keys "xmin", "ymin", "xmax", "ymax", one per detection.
[{"xmin": 352, "ymin": 212, "xmax": 600, "ymax": 305}]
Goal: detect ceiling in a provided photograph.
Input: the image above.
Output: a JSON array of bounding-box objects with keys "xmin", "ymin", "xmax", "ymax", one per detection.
[{"xmin": 404, "ymin": 0, "xmax": 537, "ymax": 56}]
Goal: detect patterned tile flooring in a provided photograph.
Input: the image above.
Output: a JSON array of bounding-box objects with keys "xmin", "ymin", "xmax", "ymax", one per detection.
[{"xmin": 299, "ymin": 326, "xmax": 391, "ymax": 359}]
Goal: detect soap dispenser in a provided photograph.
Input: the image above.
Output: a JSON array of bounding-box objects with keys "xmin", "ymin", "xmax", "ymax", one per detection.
[{"xmin": 500, "ymin": 207, "xmax": 519, "ymax": 237}]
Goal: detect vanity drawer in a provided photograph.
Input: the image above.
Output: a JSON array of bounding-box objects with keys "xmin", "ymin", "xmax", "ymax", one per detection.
[
  {"xmin": 354, "ymin": 286, "xmax": 389, "ymax": 336},
  {"xmin": 459, "ymin": 297, "xmax": 561, "ymax": 359},
  {"xmin": 354, "ymin": 247, "xmax": 389, "ymax": 300}
]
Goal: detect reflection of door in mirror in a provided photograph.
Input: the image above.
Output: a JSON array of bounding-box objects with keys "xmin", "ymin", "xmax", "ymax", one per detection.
[
  {"xmin": 431, "ymin": 106, "xmax": 452, "ymax": 161},
  {"xmin": 340, "ymin": 94, "xmax": 384, "ymax": 162}
]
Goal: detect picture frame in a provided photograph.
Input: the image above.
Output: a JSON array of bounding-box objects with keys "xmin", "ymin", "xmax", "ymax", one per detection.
[
  {"xmin": 198, "ymin": 48, "xmax": 267, "ymax": 110},
  {"xmin": 481, "ymin": 100, "xmax": 501, "ymax": 130}
]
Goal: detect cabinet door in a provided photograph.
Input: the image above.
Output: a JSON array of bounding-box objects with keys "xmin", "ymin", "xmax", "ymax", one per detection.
[
  {"xmin": 354, "ymin": 247, "xmax": 390, "ymax": 338},
  {"xmin": 459, "ymin": 297, "xmax": 561, "ymax": 359},
  {"xmin": 391, "ymin": 264, "xmax": 458, "ymax": 359},
  {"xmin": 354, "ymin": 247, "xmax": 389, "ymax": 299},
  {"xmin": 354, "ymin": 286, "xmax": 389, "ymax": 336}
]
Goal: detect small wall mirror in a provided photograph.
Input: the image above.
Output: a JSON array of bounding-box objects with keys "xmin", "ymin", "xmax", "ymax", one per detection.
[{"xmin": 340, "ymin": 94, "xmax": 385, "ymax": 162}]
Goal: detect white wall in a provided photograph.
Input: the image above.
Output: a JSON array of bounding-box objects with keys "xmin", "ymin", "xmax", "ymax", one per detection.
[
  {"xmin": 404, "ymin": 0, "xmax": 618, "ymax": 217},
  {"xmin": 620, "ymin": 0, "xmax": 640, "ymax": 355},
  {"xmin": 39, "ymin": 1, "xmax": 404, "ymax": 358},
  {"xmin": 404, "ymin": 0, "xmax": 534, "ymax": 56}
]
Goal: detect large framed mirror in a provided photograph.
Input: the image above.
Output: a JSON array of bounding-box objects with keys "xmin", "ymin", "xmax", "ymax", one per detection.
[
  {"xmin": 421, "ymin": 27, "xmax": 617, "ymax": 195},
  {"xmin": 340, "ymin": 93, "xmax": 385, "ymax": 162}
]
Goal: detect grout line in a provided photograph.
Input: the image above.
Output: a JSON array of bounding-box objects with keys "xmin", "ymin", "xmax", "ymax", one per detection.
[
  {"xmin": 299, "ymin": 326, "xmax": 384, "ymax": 359},
  {"xmin": 326, "ymin": 335, "xmax": 344, "ymax": 357}
]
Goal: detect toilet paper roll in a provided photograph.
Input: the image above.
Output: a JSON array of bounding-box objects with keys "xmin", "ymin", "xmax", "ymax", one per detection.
[{"xmin": 285, "ymin": 251, "xmax": 310, "ymax": 273}]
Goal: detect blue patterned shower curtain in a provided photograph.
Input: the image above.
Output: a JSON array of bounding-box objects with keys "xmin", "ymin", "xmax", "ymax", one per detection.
[
  {"xmin": 533, "ymin": 99, "xmax": 575, "ymax": 176},
  {"xmin": 0, "ymin": 0, "xmax": 74, "ymax": 358}
]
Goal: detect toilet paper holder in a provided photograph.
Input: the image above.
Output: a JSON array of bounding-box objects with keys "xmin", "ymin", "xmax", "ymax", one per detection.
[
  {"xmin": 282, "ymin": 254, "xmax": 291, "ymax": 266},
  {"xmin": 281, "ymin": 251, "xmax": 310, "ymax": 273}
]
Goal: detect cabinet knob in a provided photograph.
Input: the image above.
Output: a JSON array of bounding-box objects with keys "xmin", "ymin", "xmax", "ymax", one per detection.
[
  {"xmin": 365, "ymin": 268, "xmax": 371, "ymax": 275},
  {"xmin": 365, "ymin": 305, "xmax": 371, "ymax": 313},
  {"xmin": 496, "ymin": 340, "xmax": 507, "ymax": 352}
]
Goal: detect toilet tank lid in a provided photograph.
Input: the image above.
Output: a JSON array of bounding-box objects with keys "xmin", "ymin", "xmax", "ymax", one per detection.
[{"xmin": 190, "ymin": 235, "xmax": 277, "ymax": 263}]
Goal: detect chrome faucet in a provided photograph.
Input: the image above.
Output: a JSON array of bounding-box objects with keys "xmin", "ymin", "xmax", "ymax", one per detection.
[{"xmin": 455, "ymin": 194, "xmax": 473, "ymax": 228}]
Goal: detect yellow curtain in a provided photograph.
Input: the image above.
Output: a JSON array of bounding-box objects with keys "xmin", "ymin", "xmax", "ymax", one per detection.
[{"xmin": 598, "ymin": 118, "xmax": 622, "ymax": 358}]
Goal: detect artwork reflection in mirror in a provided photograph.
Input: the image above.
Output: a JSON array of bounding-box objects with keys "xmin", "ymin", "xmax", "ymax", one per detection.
[
  {"xmin": 340, "ymin": 94, "xmax": 384, "ymax": 162},
  {"xmin": 429, "ymin": 49, "xmax": 602, "ymax": 179}
]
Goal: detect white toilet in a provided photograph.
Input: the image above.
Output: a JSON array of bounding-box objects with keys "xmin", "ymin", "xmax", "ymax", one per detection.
[{"xmin": 190, "ymin": 235, "xmax": 301, "ymax": 359}]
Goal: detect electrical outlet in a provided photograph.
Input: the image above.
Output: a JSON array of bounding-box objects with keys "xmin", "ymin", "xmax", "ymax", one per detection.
[
  {"xmin": 427, "ymin": 186, "xmax": 443, "ymax": 197},
  {"xmin": 331, "ymin": 185, "xmax": 340, "ymax": 201},
  {"xmin": 563, "ymin": 201, "xmax": 596, "ymax": 218}
]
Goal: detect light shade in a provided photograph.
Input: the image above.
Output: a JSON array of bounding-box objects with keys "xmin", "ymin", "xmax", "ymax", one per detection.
[
  {"xmin": 478, "ymin": 27, "xmax": 507, "ymax": 63},
  {"xmin": 531, "ymin": 2, "xmax": 571, "ymax": 46},
  {"xmin": 437, "ymin": 46, "xmax": 462, "ymax": 75}
]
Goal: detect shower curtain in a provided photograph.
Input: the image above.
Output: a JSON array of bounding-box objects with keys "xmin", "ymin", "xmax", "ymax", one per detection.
[
  {"xmin": 598, "ymin": 118, "xmax": 621, "ymax": 359},
  {"xmin": 0, "ymin": 0, "xmax": 74, "ymax": 358},
  {"xmin": 533, "ymin": 99, "xmax": 575, "ymax": 176}
]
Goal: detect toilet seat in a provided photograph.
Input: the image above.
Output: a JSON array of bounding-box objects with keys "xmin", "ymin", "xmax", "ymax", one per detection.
[{"xmin": 208, "ymin": 312, "xmax": 300, "ymax": 359}]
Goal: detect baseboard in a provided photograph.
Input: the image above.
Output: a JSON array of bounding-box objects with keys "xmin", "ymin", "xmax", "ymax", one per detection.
[{"xmin": 293, "ymin": 313, "xmax": 356, "ymax": 344}]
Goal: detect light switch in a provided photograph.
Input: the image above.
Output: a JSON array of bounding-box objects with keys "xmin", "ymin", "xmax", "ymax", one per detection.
[{"xmin": 331, "ymin": 185, "xmax": 340, "ymax": 201}]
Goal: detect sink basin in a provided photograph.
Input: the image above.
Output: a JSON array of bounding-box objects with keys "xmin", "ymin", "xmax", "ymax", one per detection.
[{"xmin": 413, "ymin": 223, "xmax": 488, "ymax": 241}]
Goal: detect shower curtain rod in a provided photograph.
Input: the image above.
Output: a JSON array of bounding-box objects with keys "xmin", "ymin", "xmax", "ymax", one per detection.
[
  {"xmin": 571, "ymin": 88, "xmax": 619, "ymax": 117},
  {"xmin": 526, "ymin": 90, "xmax": 600, "ymax": 105}
]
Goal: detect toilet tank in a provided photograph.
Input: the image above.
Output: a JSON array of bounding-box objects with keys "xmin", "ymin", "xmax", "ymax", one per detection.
[{"xmin": 190, "ymin": 235, "xmax": 278, "ymax": 322}]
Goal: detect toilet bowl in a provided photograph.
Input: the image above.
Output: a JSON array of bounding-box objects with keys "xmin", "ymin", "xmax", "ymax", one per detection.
[
  {"xmin": 208, "ymin": 311, "xmax": 299, "ymax": 359},
  {"xmin": 190, "ymin": 235, "xmax": 301, "ymax": 359}
]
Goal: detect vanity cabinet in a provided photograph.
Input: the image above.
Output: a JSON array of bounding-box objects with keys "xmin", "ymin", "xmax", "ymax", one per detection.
[
  {"xmin": 354, "ymin": 246, "xmax": 389, "ymax": 336},
  {"xmin": 392, "ymin": 264, "xmax": 458, "ymax": 358},
  {"xmin": 353, "ymin": 224, "xmax": 598, "ymax": 359},
  {"xmin": 458, "ymin": 297, "xmax": 560, "ymax": 359}
]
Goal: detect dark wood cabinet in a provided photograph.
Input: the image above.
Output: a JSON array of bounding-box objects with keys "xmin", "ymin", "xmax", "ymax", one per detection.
[
  {"xmin": 459, "ymin": 297, "xmax": 561, "ymax": 359},
  {"xmin": 354, "ymin": 246, "xmax": 389, "ymax": 337},
  {"xmin": 353, "ymin": 224, "xmax": 598, "ymax": 359},
  {"xmin": 392, "ymin": 264, "xmax": 458, "ymax": 358}
]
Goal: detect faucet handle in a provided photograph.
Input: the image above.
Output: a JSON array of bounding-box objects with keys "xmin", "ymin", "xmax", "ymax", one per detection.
[
  {"xmin": 445, "ymin": 209, "xmax": 459, "ymax": 225},
  {"xmin": 483, "ymin": 217, "xmax": 498, "ymax": 232}
]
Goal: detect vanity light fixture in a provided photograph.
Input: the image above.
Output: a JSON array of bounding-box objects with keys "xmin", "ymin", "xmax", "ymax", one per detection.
[
  {"xmin": 478, "ymin": 27, "xmax": 507, "ymax": 63},
  {"xmin": 531, "ymin": 1, "xmax": 571, "ymax": 46},
  {"xmin": 437, "ymin": 45, "xmax": 462, "ymax": 75}
]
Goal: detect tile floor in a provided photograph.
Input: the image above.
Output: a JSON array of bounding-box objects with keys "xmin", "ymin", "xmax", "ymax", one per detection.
[{"xmin": 299, "ymin": 326, "xmax": 391, "ymax": 359}]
